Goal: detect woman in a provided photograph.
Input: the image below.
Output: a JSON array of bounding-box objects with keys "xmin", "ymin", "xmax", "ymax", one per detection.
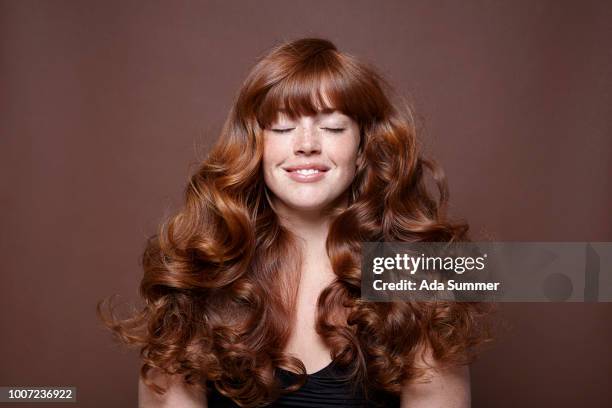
[{"xmin": 100, "ymin": 38, "xmax": 490, "ymax": 407}]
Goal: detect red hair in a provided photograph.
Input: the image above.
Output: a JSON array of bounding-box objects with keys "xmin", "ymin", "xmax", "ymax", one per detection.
[{"xmin": 99, "ymin": 38, "xmax": 491, "ymax": 407}]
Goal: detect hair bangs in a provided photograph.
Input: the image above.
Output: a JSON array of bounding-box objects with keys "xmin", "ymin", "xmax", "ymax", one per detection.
[{"xmin": 256, "ymin": 57, "xmax": 371, "ymax": 129}]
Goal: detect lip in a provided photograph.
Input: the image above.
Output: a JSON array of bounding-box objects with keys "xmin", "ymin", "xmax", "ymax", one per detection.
[
  {"xmin": 282, "ymin": 163, "xmax": 330, "ymax": 183},
  {"xmin": 282, "ymin": 163, "xmax": 331, "ymax": 172}
]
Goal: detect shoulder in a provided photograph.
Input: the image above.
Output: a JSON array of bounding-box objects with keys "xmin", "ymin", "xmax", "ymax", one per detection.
[
  {"xmin": 399, "ymin": 343, "xmax": 471, "ymax": 408},
  {"xmin": 138, "ymin": 367, "xmax": 207, "ymax": 408}
]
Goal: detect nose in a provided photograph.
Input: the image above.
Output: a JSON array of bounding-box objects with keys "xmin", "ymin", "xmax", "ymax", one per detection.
[{"xmin": 293, "ymin": 125, "xmax": 321, "ymax": 156}]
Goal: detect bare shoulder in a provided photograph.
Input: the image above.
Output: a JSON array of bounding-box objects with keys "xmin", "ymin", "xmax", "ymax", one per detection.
[
  {"xmin": 400, "ymin": 345, "xmax": 471, "ymax": 408},
  {"xmin": 138, "ymin": 368, "xmax": 207, "ymax": 408}
]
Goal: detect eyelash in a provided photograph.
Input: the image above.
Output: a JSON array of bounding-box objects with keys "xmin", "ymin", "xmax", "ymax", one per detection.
[
  {"xmin": 323, "ymin": 128, "xmax": 345, "ymax": 133},
  {"xmin": 270, "ymin": 128, "xmax": 345, "ymax": 134}
]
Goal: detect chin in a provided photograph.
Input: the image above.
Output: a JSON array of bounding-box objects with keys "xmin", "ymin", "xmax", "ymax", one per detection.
[
  {"xmin": 275, "ymin": 193, "xmax": 334, "ymax": 210},
  {"xmin": 285, "ymin": 200, "xmax": 330, "ymax": 212}
]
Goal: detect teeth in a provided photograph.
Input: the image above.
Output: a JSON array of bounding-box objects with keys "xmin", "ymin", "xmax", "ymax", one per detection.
[{"xmin": 295, "ymin": 169, "xmax": 320, "ymax": 175}]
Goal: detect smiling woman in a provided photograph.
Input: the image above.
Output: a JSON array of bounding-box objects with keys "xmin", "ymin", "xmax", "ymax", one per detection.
[{"xmin": 98, "ymin": 37, "xmax": 491, "ymax": 408}]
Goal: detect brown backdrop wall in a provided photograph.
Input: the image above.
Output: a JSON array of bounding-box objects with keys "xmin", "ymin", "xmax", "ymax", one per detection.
[{"xmin": 1, "ymin": 1, "xmax": 611, "ymax": 407}]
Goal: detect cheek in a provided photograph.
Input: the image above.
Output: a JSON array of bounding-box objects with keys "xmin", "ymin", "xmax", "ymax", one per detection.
[
  {"xmin": 262, "ymin": 137, "xmax": 281, "ymax": 168},
  {"xmin": 331, "ymin": 136, "xmax": 359, "ymax": 170},
  {"xmin": 262, "ymin": 136, "xmax": 290, "ymax": 189}
]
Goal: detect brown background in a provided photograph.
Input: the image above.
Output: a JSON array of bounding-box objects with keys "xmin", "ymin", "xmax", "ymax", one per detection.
[{"xmin": 1, "ymin": 1, "xmax": 611, "ymax": 407}]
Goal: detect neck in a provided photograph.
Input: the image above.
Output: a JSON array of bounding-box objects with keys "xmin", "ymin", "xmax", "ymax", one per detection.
[
  {"xmin": 278, "ymin": 209, "xmax": 332, "ymax": 245},
  {"xmin": 273, "ymin": 193, "xmax": 347, "ymax": 243},
  {"xmin": 278, "ymin": 209, "xmax": 331, "ymax": 264},
  {"xmin": 276, "ymin": 206, "xmax": 336, "ymax": 287},
  {"xmin": 271, "ymin": 192, "xmax": 348, "ymax": 267}
]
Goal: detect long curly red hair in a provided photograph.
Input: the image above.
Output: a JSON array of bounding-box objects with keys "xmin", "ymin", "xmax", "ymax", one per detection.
[{"xmin": 98, "ymin": 37, "xmax": 491, "ymax": 407}]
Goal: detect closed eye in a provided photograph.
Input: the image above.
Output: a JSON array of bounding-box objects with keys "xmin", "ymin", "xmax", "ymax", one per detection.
[
  {"xmin": 270, "ymin": 128, "xmax": 295, "ymax": 133},
  {"xmin": 322, "ymin": 128, "xmax": 345, "ymax": 133}
]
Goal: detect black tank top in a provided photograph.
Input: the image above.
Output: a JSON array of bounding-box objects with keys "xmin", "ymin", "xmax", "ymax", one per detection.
[{"xmin": 206, "ymin": 359, "xmax": 400, "ymax": 407}]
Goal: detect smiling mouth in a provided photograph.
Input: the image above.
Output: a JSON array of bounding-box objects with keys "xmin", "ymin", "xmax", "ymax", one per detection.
[
  {"xmin": 291, "ymin": 169, "xmax": 324, "ymax": 175},
  {"xmin": 282, "ymin": 163, "xmax": 331, "ymax": 173},
  {"xmin": 283, "ymin": 168, "xmax": 330, "ymax": 177},
  {"xmin": 282, "ymin": 166, "xmax": 329, "ymax": 182}
]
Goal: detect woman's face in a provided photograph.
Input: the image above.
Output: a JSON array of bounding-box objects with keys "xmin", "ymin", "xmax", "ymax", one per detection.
[{"xmin": 262, "ymin": 109, "xmax": 360, "ymax": 214}]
